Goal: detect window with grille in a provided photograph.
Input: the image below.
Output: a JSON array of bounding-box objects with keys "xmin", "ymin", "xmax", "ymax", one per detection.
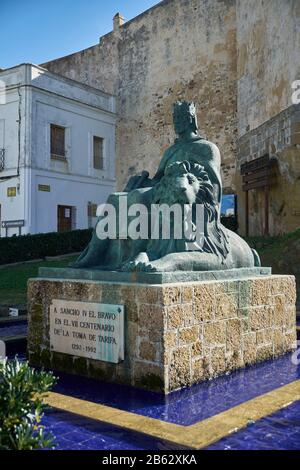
[
  {"xmin": 93, "ymin": 136, "xmax": 104, "ymax": 170},
  {"xmin": 51, "ymin": 124, "xmax": 66, "ymax": 159}
]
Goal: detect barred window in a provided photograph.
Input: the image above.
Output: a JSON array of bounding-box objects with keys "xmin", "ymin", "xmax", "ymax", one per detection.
[
  {"xmin": 93, "ymin": 136, "xmax": 104, "ymax": 170},
  {"xmin": 51, "ymin": 124, "xmax": 65, "ymax": 158}
]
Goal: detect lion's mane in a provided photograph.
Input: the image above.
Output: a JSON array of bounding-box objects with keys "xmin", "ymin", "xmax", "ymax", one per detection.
[{"xmin": 152, "ymin": 160, "xmax": 229, "ymax": 261}]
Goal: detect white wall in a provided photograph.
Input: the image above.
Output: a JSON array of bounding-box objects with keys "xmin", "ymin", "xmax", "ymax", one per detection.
[
  {"xmin": 31, "ymin": 92, "xmax": 115, "ymax": 180},
  {"xmin": 0, "ymin": 64, "xmax": 116, "ymax": 236},
  {"xmin": 0, "ymin": 82, "xmax": 21, "ymax": 176},
  {"xmin": 0, "ymin": 174, "xmax": 25, "ymax": 237},
  {"xmin": 0, "ymin": 69, "xmax": 25, "ymax": 236},
  {"xmin": 32, "ymin": 172, "xmax": 114, "ymax": 234}
]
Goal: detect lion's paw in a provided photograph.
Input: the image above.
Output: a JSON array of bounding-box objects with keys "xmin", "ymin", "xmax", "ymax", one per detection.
[
  {"xmin": 121, "ymin": 260, "xmax": 157, "ymax": 272},
  {"xmin": 134, "ymin": 261, "xmax": 157, "ymax": 272}
]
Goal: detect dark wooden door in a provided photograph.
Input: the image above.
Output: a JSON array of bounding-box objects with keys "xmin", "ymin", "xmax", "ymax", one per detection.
[{"xmin": 57, "ymin": 205, "xmax": 72, "ymax": 232}]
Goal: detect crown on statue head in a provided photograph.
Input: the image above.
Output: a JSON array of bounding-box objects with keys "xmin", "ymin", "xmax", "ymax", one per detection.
[{"xmin": 173, "ymin": 100, "xmax": 196, "ymax": 117}]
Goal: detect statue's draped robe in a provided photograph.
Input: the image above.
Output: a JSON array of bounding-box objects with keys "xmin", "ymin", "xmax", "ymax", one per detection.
[{"xmin": 148, "ymin": 137, "xmax": 229, "ymax": 262}]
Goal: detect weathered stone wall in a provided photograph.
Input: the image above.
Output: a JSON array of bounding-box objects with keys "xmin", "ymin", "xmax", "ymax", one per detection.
[
  {"xmin": 28, "ymin": 275, "xmax": 296, "ymax": 393},
  {"xmin": 235, "ymin": 0, "xmax": 300, "ymax": 235},
  {"xmin": 41, "ymin": 0, "xmax": 300, "ymax": 235},
  {"xmin": 236, "ymin": 0, "xmax": 300, "ymax": 136},
  {"xmin": 42, "ymin": 0, "xmax": 237, "ymax": 192},
  {"xmin": 164, "ymin": 275, "xmax": 296, "ymax": 391},
  {"xmin": 237, "ymin": 105, "xmax": 300, "ymax": 235}
]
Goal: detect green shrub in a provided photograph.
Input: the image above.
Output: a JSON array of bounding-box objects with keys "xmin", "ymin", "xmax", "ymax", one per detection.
[
  {"xmin": 0, "ymin": 358, "xmax": 57, "ymax": 450},
  {"xmin": 0, "ymin": 228, "xmax": 92, "ymax": 265},
  {"xmin": 245, "ymin": 228, "xmax": 300, "ymax": 251}
]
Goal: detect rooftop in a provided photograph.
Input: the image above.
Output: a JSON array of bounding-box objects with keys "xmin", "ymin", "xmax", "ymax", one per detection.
[{"xmin": 0, "ymin": 63, "xmax": 116, "ymax": 114}]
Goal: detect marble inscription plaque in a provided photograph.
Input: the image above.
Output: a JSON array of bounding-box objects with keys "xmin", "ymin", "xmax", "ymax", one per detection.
[{"xmin": 50, "ymin": 299, "xmax": 124, "ymax": 363}]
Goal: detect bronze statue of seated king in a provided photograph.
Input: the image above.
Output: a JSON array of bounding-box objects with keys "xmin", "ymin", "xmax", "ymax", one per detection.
[{"xmin": 72, "ymin": 101, "xmax": 260, "ymax": 272}]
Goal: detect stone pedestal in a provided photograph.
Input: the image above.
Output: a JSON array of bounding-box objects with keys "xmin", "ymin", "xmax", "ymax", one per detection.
[{"xmin": 27, "ymin": 271, "xmax": 297, "ymax": 393}]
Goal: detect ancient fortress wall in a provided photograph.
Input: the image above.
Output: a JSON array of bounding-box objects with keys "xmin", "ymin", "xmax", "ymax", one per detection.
[
  {"xmin": 236, "ymin": 0, "xmax": 300, "ymax": 136},
  {"xmin": 42, "ymin": 0, "xmax": 300, "ymax": 236},
  {"xmin": 236, "ymin": 0, "xmax": 300, "ymax": 235},
  {"xmin": 43, "ymin": 0, "xmax": 237, "ymax": 192}
]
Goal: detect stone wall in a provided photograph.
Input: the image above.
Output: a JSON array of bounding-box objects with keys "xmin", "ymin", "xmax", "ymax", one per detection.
[
  {"xmin": 28, "ymin": 274, "xmax": 296, "ymax": 393},
  {"xmin": 236, "ymin": 0, "xmax": 300, "ymax": 137},
  {"xmin": 236, "ymin": 105, "xmax": 300, "ymax": 235},
  {"xmin": 235, "ymin": 0, "xmax": 300, "ymax": 235},
  {"xmin": 42, "ymin": 0, "xmax": 237, "ymax": 192},
  {"xmin": 41, "ymin": 0, "xmax": 300, "ymax": 235},
  {"xmin": 164, "ymin": 275, "xmax": 296, "ymax": 391}
]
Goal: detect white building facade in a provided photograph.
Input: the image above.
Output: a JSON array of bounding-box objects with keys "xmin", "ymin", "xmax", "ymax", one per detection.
[{"xmin": 0, "ymin": 64, "xmax": 116, "ymax": 237}]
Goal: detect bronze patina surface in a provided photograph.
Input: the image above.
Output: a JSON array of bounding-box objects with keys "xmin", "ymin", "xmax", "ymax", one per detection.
[{"xmin": 72, "ymin": 102, "xmax": 260, "ymax": 273}]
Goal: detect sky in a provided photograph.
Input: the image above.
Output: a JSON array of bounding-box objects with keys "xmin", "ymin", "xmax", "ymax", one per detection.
[{"xmin": 0, "ymin": 0, "xmax": 161, "ymax": 69}]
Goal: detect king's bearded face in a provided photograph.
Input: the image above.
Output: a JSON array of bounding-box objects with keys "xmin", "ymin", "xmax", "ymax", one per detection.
[{"xmin": 173, "ymin": 110, "xmax": 193, "ymax": 135}]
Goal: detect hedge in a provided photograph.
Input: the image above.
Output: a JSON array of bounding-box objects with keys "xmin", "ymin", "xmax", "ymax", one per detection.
[
  {"xmin": 5, "ymin": 219, "xmax": 288, "ymax": 266},
  {"xmin": 0, "ymin": 228, "xmax": 93, "ymax": 265},
  {"xmin": 245, "ymin": 227, "xmax": 300, "ymax": 251}
]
